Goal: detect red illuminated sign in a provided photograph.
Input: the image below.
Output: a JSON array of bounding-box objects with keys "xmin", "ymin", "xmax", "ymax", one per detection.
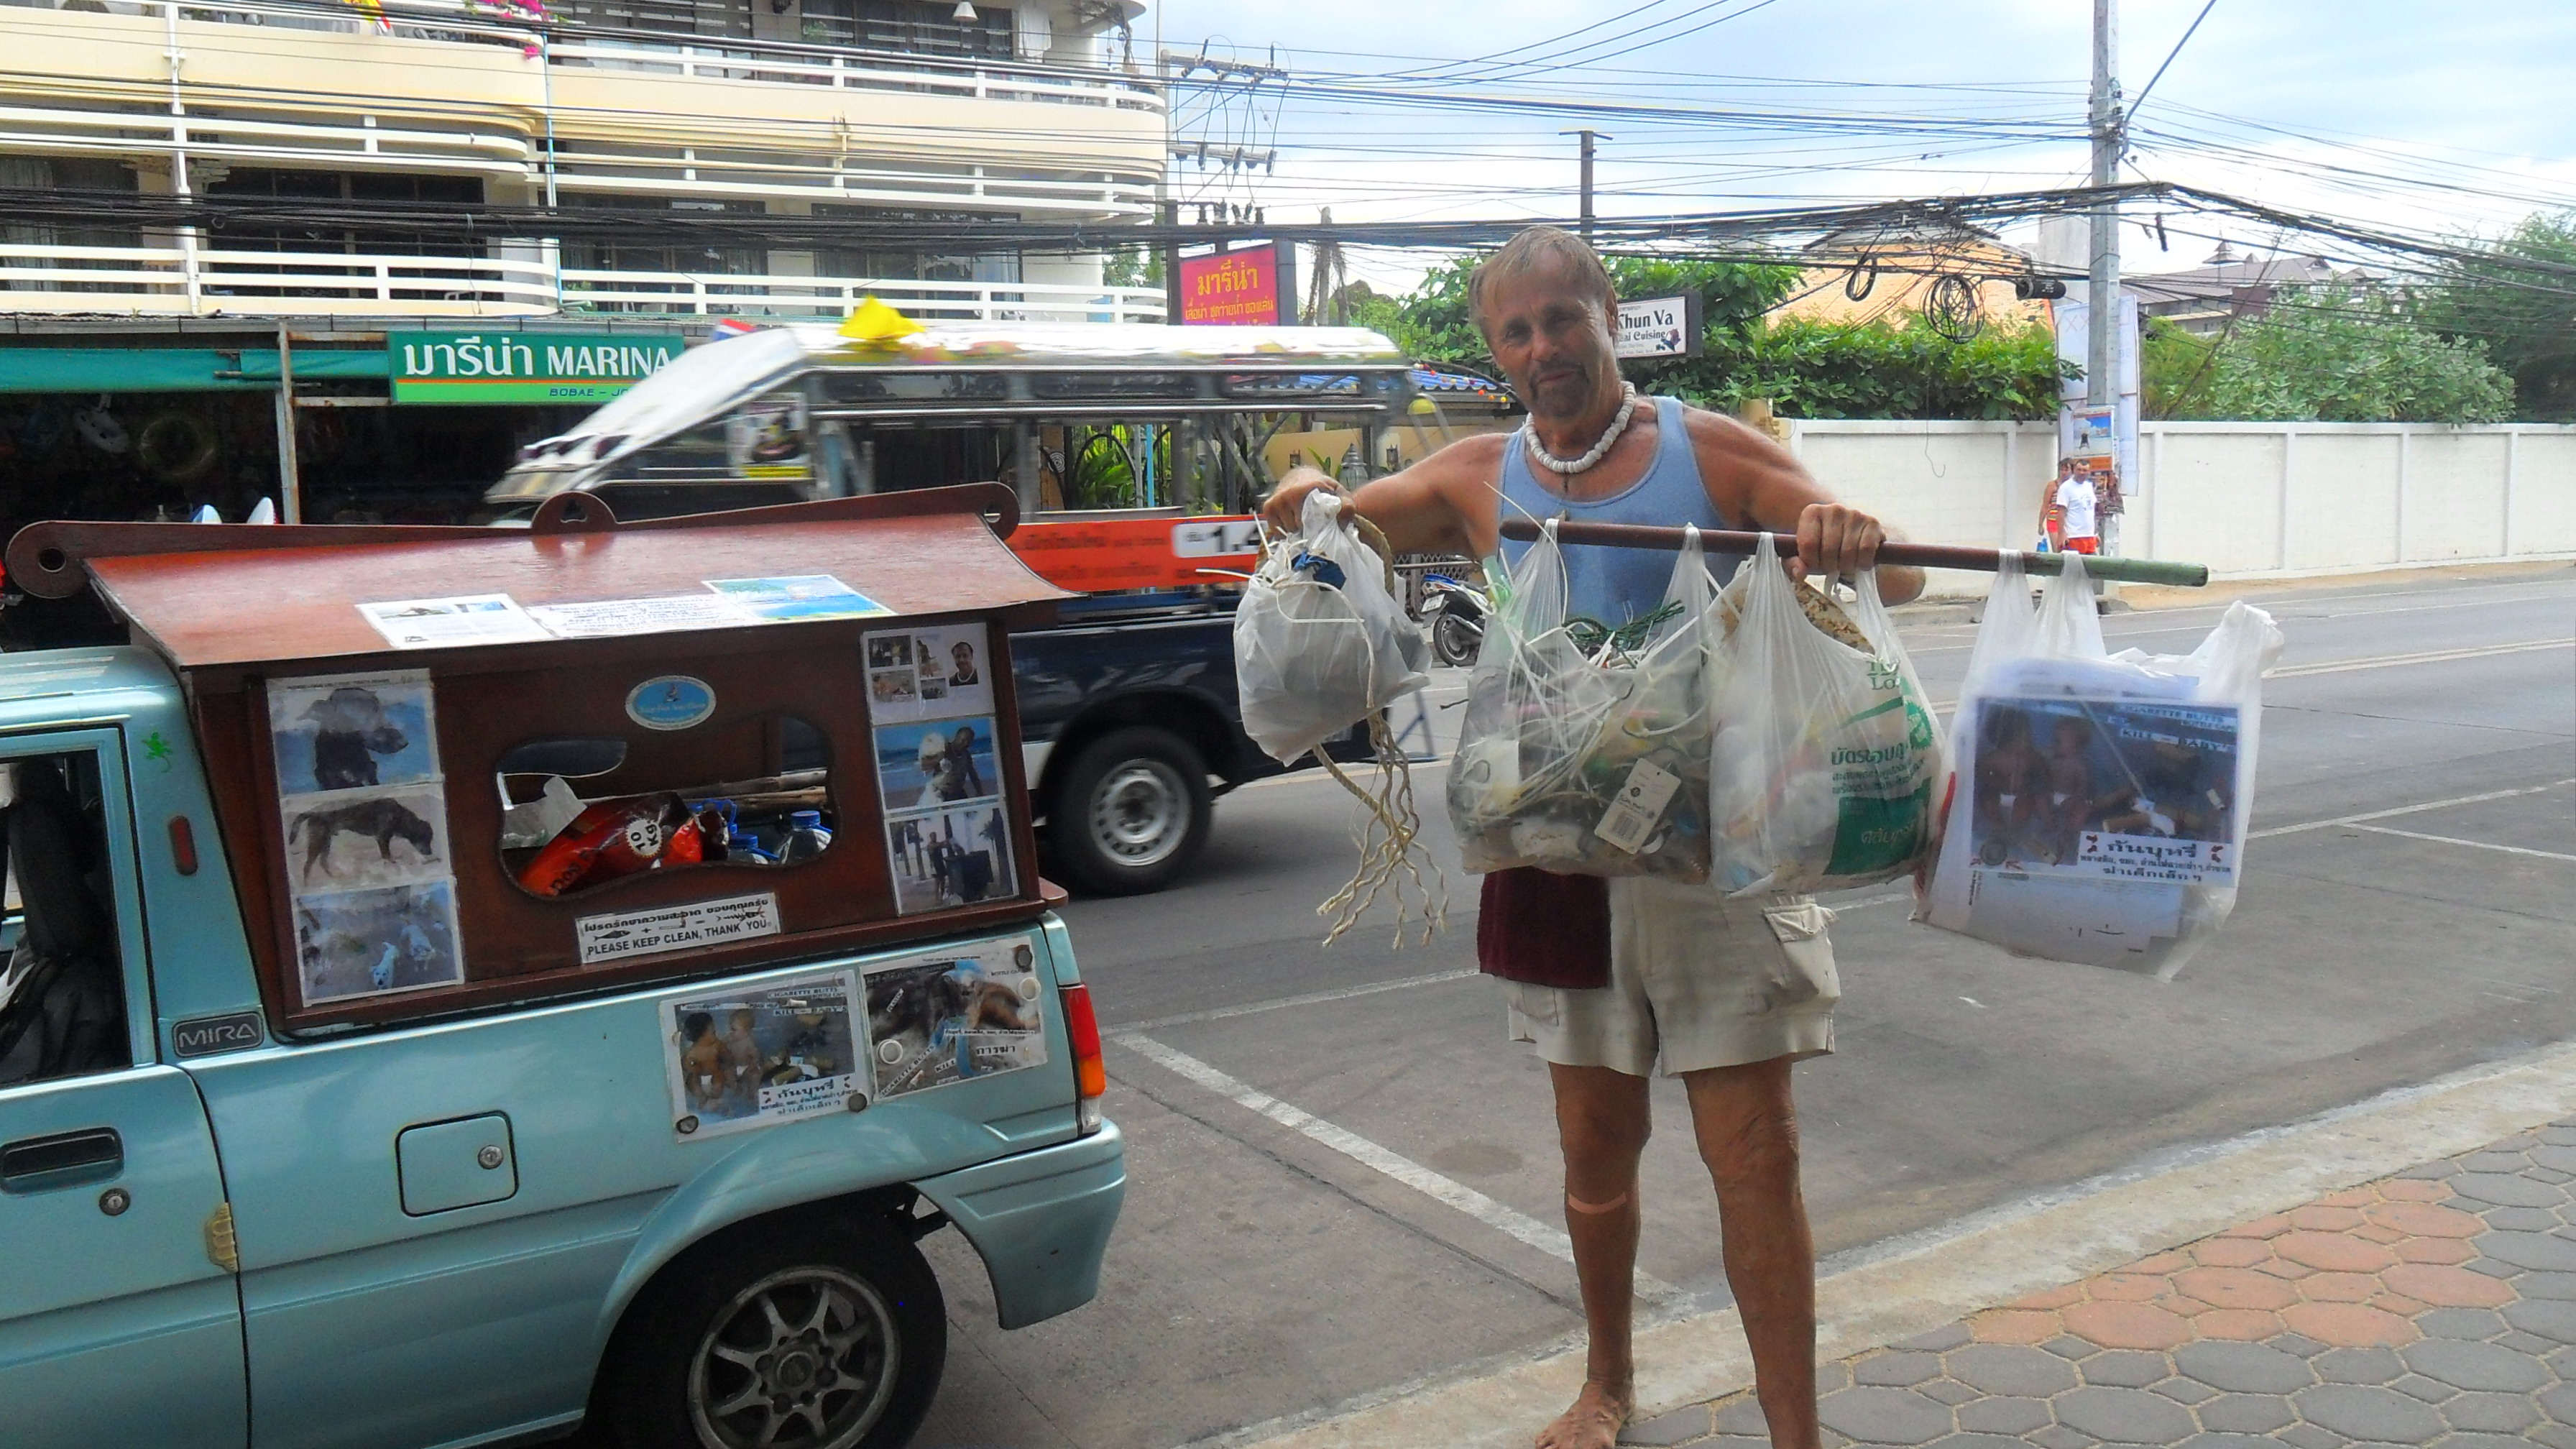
[{"xmin": 1178, "ymin": 244, "xmax": 1281, "ymax": 326}]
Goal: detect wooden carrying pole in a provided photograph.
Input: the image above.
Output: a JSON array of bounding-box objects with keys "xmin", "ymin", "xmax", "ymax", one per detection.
[{"xmin": 1496, "ymin": 518, "xmax": 2211, "ymax": 588}]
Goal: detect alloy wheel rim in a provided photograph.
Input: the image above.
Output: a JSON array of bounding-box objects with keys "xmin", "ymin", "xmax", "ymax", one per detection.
[
  {"xmin": 687, "ymin": 1264, "xmax": 898, "ymax": 1449},
  {"xmin": 1090, "ymin": 760, "xmax": 1185, "ymax": 866}
]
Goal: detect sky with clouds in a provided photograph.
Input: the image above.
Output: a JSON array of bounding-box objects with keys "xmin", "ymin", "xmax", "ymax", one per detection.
[{"xmin": 1139, "ymin": 0, "xmax": 2576, "ymax": 290}]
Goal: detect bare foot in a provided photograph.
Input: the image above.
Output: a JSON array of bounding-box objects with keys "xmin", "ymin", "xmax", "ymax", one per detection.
[{"xmin": 1535, "ymin": 1379, "xmax": 1633, "ymax": 1449}]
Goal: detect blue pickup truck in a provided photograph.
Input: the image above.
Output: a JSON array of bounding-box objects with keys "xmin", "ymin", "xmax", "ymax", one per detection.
[{"xmin": 0, "ymin": 492, "xmax": 1122, "ymax": 1449}]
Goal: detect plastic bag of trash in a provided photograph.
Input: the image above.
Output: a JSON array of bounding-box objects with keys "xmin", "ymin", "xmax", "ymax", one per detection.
[
  {"xmin": 1234, "ymin": 489, "xmax": 1427, "ymax": 767},
  {"xmin": 1707, "ymin": 533, "xmax": 1946, "ymax": 896},
  {"xmin": 1447, "ymin": 520, "xmax": 1717, "ymax": 881},
  {"xmin": 1918, "ymin": 553, "xmax": 2283, "ymax": 979}
]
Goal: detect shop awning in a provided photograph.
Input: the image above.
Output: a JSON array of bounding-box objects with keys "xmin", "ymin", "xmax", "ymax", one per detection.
[{"xmin": 0, "ymin": 347, "xmax": 389, "ymax": 394}]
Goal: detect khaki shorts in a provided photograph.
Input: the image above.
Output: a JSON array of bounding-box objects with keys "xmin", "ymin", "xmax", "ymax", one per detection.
[{"xmin": 1502, "ymin": 877, "xmax": 1839, "ymax": 1078}]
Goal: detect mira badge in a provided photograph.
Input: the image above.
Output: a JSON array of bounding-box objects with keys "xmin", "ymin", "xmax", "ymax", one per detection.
[{"xmin": 626, "ymin": 676, "xmax": 717, "ymax": 732}]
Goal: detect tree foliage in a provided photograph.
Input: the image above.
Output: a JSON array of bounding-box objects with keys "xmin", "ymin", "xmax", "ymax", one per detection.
[
  {"xmin": 1349, "ymin": 250, "xmax": 2067, "ymax": 420},
  {"xmin": 2158, "ymin": 282, "xmax": 2514, "ymax": 423},
  {"xmin": 2421, "ymin": 211, "xmax": 2576, "ymax": 421}
]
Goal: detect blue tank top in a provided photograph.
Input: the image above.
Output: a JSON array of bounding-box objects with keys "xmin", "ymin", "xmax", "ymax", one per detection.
[{"xmin": 1496, "ymin": 395, "xmax": 1738, "ymax": 626}]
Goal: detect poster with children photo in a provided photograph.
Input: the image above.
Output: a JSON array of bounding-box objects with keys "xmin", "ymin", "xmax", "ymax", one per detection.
[
  {"xmin": 861, "ymin": 624, "xmax": 993, "ymax": 724},
  {"xmin": 663, "ymin": 968, "xmax": 864, "ymax": 1138},
  {"xmin": 865, "ymin": 633, "xmax": 921, "ymax": 710},
  {"xmin": 280, "ymin": 782, "xmax": 449, "ymax": 893},
  {"xmin": 864, "ymin": 943, "xmax": 1046, "ymax": 1100},
  {"xmin": 294, "ymin": 880, "xmax": 464, "ymax": 1003},
  {"xmin": 1966, "ymin": 698, "xmax": 2240, "ymax": 884},
  {"xmin": 270, "ymin": 670, "xmax": 440, "ymax": 794}
]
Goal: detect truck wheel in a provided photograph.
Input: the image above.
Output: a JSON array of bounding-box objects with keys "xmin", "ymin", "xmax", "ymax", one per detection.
[
  {"xmin": 602, "ymin": 1218, "xmax": 944, "ymax": 1449},
  {"xmin": 1053, "ymin": 726, "xmax": 1211, "ymax": 896}
]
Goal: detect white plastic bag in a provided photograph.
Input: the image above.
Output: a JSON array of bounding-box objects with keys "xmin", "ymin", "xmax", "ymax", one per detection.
[
  {"xmin": 1707, "ymin": 534, "xmax": 1946, "ymax": 896},
  {"xmin": 1920, "ymin": 554, "xmax": 2283, "ymax": 979},
  {"xmin": 1233, "ymin": 491, "xmax": 1427, "ymax": 766},
  {"xmin": 1446, "ymin": 521, "xmax": 1717, "ymax": 881}
]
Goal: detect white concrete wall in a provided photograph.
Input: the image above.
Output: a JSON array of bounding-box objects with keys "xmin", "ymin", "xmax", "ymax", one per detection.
[{"xmin": 1781, "ymin": 420, "xmax": 2576, "ymax": 597}]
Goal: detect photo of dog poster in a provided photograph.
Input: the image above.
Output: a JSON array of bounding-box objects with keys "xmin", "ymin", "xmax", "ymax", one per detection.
[
  {"xmin": 865, "ymin": 940, "xmax": 1046, "ymax": 1100},
  {"xmin": 282, "ymin": 782, "xmax": 448, "ymax": 892},
  {"xmin": 860, "ymin": 623, "xmax": 993, "ymax": 724},
  {"xmin": 295, "ymin": 880, "xmax": 464, "ymax": 1003},
  {"xmin": 883, "ymin": 802, "xmax": 1015, "ymax": 916},
  {"xmin": 270, "ymin": 668, "xmax": 467, "ymax": 1003},
  {"xmin": 663, "ymin": 967, "xmax": 864, "ymax": 1138},
  {"xmin": 268, "ymin": 670, "xmax": 439, "ymax": 794}
]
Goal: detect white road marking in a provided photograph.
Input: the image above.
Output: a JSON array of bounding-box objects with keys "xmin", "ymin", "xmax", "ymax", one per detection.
[
  {"xmin": 2250, "ymin": 778, "xmax": 2576, "ymax": 840},
  {"xmin": 2268, "ymin": 636, "xmax": 2574, "ymax": 677},
  {"xmin": 1116, "ymin": 1031, "xmax": 1677, "ymax": 1300},
  {"xmin": 1116, "ymin": 969, "xmax": 1481, "ymax": 1034},
  {"xmin": 2351, "ymin": 824, "xmax": 2576, "ymax": 865}
]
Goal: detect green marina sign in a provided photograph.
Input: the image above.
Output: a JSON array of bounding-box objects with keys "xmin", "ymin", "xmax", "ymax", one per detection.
[{"xmin": 388, "ymin": 331, "xmax": 687, "ymax": 404}]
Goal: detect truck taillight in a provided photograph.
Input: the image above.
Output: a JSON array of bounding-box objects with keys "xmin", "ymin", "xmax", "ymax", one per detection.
[{"xmin": 1061, "ymin": 983, "xmax": 1106, "ymax": 1135}]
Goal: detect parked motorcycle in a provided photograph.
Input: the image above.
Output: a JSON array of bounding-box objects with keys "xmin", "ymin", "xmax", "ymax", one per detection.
[{"xmin": 1420, "ymin": 573, "xmax": 1486, "ymax": 668}]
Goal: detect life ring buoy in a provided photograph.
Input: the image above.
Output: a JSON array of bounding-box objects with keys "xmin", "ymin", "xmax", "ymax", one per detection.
[{"xmin": 137, "ymin": 410, "xmax": 221, "ymax": 484}]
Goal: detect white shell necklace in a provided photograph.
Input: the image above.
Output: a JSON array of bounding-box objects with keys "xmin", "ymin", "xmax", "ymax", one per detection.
[{"xmin": 1523, "ymin": 382, "xmax": 1641, "ymax": 477}]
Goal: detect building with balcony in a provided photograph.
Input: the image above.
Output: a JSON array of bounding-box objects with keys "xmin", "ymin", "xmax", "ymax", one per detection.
[{"xmin": 0, "ymin": 0, "xmax": 1167, "ymax": 529}]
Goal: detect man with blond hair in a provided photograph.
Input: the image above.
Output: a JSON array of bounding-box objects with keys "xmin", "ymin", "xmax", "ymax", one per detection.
[{"xmin": 1263, "ymin": 226, "xmax": 1920, "ymax": 1449}]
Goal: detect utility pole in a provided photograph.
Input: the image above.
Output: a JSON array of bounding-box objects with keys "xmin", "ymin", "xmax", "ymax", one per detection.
[
  {"xmin": 2087, "ymin": 0, "xmax": 2121, "ymax": 414},
  {"xmin": 1564, "ymin": 129, "xmax": 1609, "ymax": 241}
]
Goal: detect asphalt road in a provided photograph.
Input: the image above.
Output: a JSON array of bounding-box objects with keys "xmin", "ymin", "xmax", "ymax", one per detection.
[{"xmin": 912, "ymin": 564, "xmax": 2576, "ymax": 1449}]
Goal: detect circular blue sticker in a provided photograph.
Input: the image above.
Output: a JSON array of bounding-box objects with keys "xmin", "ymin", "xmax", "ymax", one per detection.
[{"xmin": 626, "ymin": 676, "xmax": 716, "ymax": 732}]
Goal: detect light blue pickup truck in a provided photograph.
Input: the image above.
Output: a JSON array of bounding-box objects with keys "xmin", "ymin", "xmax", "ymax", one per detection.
[{"xmin": 0, "ymin": 489, "xmax": 1124, "ymax": 1449}]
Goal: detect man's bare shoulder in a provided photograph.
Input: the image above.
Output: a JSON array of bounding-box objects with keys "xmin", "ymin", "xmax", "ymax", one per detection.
[
  {"xmin": 1673, "ymin": 402, "xmax": 1780, "ymax": 459},
  {"xmin": 1419, "ymin": 430, "xmax": 1513, "ymax": 477}
]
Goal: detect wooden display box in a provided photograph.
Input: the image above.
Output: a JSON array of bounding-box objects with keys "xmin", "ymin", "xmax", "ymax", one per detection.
[{"xmin": 17, "ymin": 486, "xmax": 1067, "ymax": 1033}]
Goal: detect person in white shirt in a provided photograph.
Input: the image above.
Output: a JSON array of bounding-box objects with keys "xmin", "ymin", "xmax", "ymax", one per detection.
[{"xmin": 2047, "ymin": 461, "xmax": 2101, "ymax": 555}]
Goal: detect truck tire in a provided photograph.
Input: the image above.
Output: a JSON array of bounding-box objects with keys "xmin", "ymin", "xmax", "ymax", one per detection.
[
  {"xmin": 601, "ymin": 1215, "xmax": 945, "ymax": 1449},
  {"xmin": 1052, "ymin": 726, "xmax": 1212, "ymax": 896}
]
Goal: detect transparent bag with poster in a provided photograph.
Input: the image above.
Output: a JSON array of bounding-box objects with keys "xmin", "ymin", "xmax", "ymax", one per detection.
[{"xmin": 1919, "ymin": 554, "xmax": 2283, "ymax": 979}]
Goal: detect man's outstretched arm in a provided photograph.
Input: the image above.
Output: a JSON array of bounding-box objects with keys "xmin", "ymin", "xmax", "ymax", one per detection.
[{"xmin": 1260, "ymin": 435, "xmax": 1509, "ymax": 558}]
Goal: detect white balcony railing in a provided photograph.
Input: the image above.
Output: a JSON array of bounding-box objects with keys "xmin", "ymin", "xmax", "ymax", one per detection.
[
  {"xmin": 0, "ymin": 242, "xmax": 1167, "ymax": 323},
  {"xmin": 558, "ymin": 268, "xmax": 1164, "ymax": 323},
  {"xmin": 0, "ymin": 242, "xmax": 560, "ymax": 316}
]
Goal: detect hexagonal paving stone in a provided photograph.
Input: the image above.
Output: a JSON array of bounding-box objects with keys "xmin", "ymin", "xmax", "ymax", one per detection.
[
  {"xmin": 2521, "ymin": 1271, "xmax": 2576, "ymax": 1300},
  {"xmin": 2400, "ymin": 1335, "xmax": 2550, "ymax": 1392},
  {"xmin": 2483, "ymin": 1206, "xmax": 2564, "ymax": 1232},
  {"xmin": 2025, "ymin": 1427, "xmax": 2092, "ymax": 1449},
  {"xmin": 2442, "ymin": 1389, "xmax": 2543, "ymax": 1432},
  {"xmin": 2380, "ymin": 1263, "xmax": 2516, "ymax": 1309},
  {"xmin": 2291, "ymin": 1382, "xmax": 2447, "ymax": 1442},
  {"xmin": 1815, "ymin": 1386, "xmax": 1954, "ymax": 1444},
  {"xmin": 2172, "ymin": 1266, "xmax": 2299, "ymax": 1312},
  {"xmin": 2174, "ymin": 1436, "xmax": 2287, "ymax": 1449},
  {"xmin": 2312, "ymin": 1346, "xmax": 2408, "ymax": 1384},
  {"xmin": 2463, "ymin": 1151, "xmax": 2535, "ymax": 1173},
  {"xmin": 1852, "ymin": 1352, "xmax": 1944, "ymax": 1388},
  {"xmin": 2049, "ymin": 1386, "xmax": 2194, "ymax": 1443},
  {"xmin": 2274, "ymin": 1230, "xmax": 2400, "ymax": 1273},
  {"xmin": 2444, "ymin": 1435, "xmax": 2554, "ymax": 1449},
  {"xmin": 2450, "ymin": 1173, "xmax": 2567, "ymax": 1209},
  {"xmin": 2172, "ymin": 1340, "xmax": 2316, "ymax": 1393},
  {"xmin": 1954, "ymin": 1397, "xmax": 2049, "ymax": 1435},
  {"xmin": 2062, "ymin": 1301, "xmax": 2192, "ymax": 1351},
  {"xmin": 1898, "ymin": 1323, "xmax": 1972, "ymax": 1353},
  {"xmin": 1918, "ymin": 1438, "xmax": 2024, "ymax": 1449},
  {"xmin": 1616, "ymin": 1405, "xmax": 1714, "ymax": 1445},
  {"xmin": 2506, "ymin": 1297, "xmax": 2576, "ymax": 1343},
  {"xmin": 2536, "ymin": 1379, "xmax": 2576, "ymax": 1423},
  {"xmin": 2281, "ymin": 1300, "xmax": 2419, "ymax": 1346},
  {"xmin": 1916, "ymin": 1379, "xmax": 1977, "ymax": 1407},
  {"xmin": 2194, "ymin": 1392, "xmax": 2295, "ymax": 1432},
  {"xmin": 2478, "ymin": 1230, "xmax": 2576, "ymax": 1273},
  {"xmin": 2414, "ymin": 1307, "xmax": 2509, "ymax": 1339},
  {"xmin": 2388, "ymin": 1370, "xmax": 2455, "ymax": 1402},
  {"xmin": 2153, "ymin": 1376, "xmax": 2214, "ymax": 1404},
  {"xmin": 1944, "ymin": 1343, "xmax": 2077, "ymax": 1398},
  {"xmin": 2273, "ymin": 1423, "xmax": 2342, "ymax": 1449},
  {"xmin": 2078, "ymin": 1351, "xmax": 2170, "ymax": 1388},
  {"xmin": 2368, "ymin": 1201, "xmax": 2487, "ymax": 1237}
]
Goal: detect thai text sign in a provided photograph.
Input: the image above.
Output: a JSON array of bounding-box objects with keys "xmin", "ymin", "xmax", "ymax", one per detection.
[
  {"xmin": 1179, "ymin": 246, "xmax": 1280, "ymax": 326},
  {"xmin": 1009, "ymin": 515, "xmax": 1261, "ymax": 592},
  {"xmin": 388, "ymin": 331, "xmax": 687, "ymax": 404},
  {"xmin": 1614, "ymin": 293, "xmax": 1703, "ymax": 359}
]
